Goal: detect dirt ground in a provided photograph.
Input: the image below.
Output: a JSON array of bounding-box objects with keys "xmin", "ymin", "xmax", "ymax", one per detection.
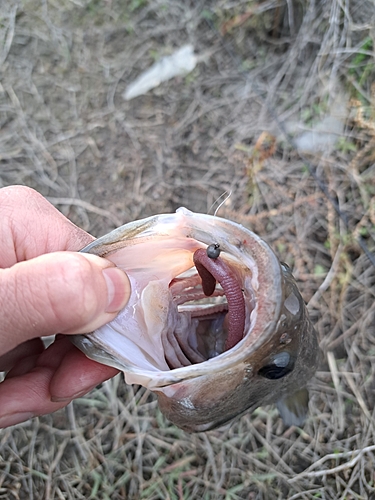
[{"xmin": 1, "ymin": 0, "xmax": 375, "ymax": 498}]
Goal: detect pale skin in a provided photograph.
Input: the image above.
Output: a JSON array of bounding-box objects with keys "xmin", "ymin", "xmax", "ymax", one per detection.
[{"xmin": 0, "ymin": 186, "xmax": 131, "ymax": 428}]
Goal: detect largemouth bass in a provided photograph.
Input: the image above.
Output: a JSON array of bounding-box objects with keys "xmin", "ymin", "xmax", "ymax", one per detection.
[{"xmin": 72, "ymin": 208, "xmax": 319, "ymax": 432}]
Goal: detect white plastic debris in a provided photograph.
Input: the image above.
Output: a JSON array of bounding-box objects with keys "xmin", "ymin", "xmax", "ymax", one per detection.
[
  {"xmin": 294, "ymin": 97, "xmax": 348, "ymax": 153},
  {"xmin": 123, "ymin": 45, "xmax": 197, "ymax": 101},
  {"xmin": 294, "ymin": 115, "xmax": 345, "ymax": 153}
]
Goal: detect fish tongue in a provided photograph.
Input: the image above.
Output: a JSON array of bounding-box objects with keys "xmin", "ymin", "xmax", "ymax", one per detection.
[{"xmin": 276, "ymin": 387, "xmax": 310, "ymax": 426}]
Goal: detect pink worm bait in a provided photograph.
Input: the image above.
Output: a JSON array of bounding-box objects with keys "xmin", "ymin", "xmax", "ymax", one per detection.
[{"xmin": 193, "ymin": 248, "xmax": 246, "ymax": 351}]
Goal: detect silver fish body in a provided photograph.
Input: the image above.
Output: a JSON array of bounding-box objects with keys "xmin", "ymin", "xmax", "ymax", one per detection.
[{"xmin": 72, "ymin": 208, "xmax": 319, "ymax": 432}]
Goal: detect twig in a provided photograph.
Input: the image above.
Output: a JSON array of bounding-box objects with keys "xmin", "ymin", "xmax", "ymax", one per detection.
[
  {"xmin": 47, "ymin": 197, "xmax": 124, "ymax": 227},
  {"xmin": 326, "ymin": 351, "xmax": 345, "ymax": 434},
  {"xmin": 308, "ymin": 244, "xmax": 343, "ymax": 309},
  {"xmin": 0, "ymin": 6, "xmax": 17, "ymax": 67},
  {"xmin": 289, "ymin": 444, "xmax": 375, "ymax": 482}
]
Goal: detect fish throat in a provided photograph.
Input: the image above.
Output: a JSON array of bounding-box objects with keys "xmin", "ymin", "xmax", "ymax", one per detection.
[{"xmin": 163, "ymin": 247, "xmax": 247, "ymax": 369}]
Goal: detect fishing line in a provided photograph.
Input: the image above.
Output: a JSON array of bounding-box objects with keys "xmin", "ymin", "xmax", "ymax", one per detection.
[
  {"xmin": 208, "ymin": 190, "xmax": 232, "ymax": 217},
  {"xmin": 203, "ymin": 10, "xmax": 375, "ymax": 269}
]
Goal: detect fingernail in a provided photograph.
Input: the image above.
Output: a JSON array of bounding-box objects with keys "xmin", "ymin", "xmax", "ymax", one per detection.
[
  {"xmin": 102, "ymin": 267, "xmax": 131, "ymax": 313},
  {"xmin": 51, "ymin": 384, "xmax": 97, "ymax": 403},
  {"xmin": 0, "ymin": 412, "xmax": 35, "ymax": 428}
]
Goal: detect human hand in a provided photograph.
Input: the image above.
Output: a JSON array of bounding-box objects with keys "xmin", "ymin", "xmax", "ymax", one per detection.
[{"xmin": 0, "ymin": 186, "xmax": 131, "ymax": 428}]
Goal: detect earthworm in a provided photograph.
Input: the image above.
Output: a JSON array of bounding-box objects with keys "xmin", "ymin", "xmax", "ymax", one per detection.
[{"xmin": 193, "ymin": 248, "xmax": 246, "ymax": 351}]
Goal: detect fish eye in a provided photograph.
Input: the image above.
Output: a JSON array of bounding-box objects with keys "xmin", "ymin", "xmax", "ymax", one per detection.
[
  {"xmin": 258, "ymin": 352, "xmax": 295, "ymax": 380},
  {"xmin": 206, "ymin": 243, "xmax": 221, "ymax": 259}
]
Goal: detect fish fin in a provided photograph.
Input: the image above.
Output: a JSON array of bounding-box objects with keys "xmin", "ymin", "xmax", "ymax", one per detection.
[{"xmin": 276, "ymin": 387, "xmax": 309, "ymax": 427}]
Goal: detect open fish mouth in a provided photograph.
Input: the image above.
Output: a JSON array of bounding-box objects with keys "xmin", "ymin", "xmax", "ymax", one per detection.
[
  {"xmin": 161, "ymin": 245, "xmax": 253, "ymax": 368},
  {"xmin": 72, "ymin": 208, "xmax": 319, "ymax": 432},
  {"xmin": 165, "ymin": 273, "xmax": 230, "ymax": 367}
]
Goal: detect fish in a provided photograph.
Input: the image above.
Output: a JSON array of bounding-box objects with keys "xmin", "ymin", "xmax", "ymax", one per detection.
[{"xmin": 72, "ymin": 207, "xmax": 319, "ymax": 432}]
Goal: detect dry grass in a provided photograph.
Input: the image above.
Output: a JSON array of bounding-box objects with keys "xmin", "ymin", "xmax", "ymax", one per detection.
[{"xmin": 1, "ymin": 0, "xmax": 375, "ymax": 498}]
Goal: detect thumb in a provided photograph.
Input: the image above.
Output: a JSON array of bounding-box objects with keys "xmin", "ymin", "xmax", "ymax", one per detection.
[{"xmin": 0, "ymin": 252, "xmax": 131, "ymax": 355}]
